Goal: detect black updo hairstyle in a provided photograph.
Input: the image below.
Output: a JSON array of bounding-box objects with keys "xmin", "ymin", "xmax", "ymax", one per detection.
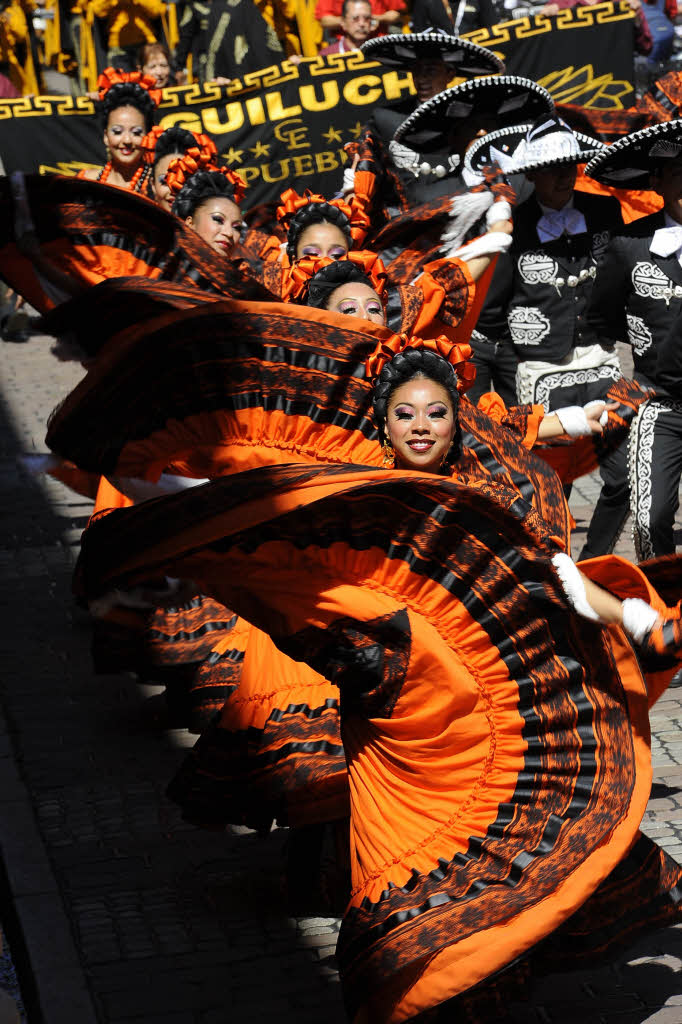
[
  {"xmin": 153, "ymin": 126, "xmax": 199, "ymax": 168},
  {"xmin": 172, "ymin": 170, "xmax": 242, "ymax": 220},
  {"xmin": 304, "ymin": 260, "xmax": 378, "ymax": 309},
  {"xmin": 372, "ymin": 349, "xmax": 462, "ymax": 469},
  {"xmin": 100, "ymin": 81, "xmax": 156, "ymax": 132},
  {"xmin": 286, "ymin": 202, "xmax": 352, "ymax": 261}
]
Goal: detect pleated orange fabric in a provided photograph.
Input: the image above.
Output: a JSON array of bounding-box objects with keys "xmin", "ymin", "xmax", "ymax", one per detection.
[
  {"xmin": 0, "ymin": 175, "xmax": 271, "ymax": 314},
  {"xmin": 77, "ymin": 463, "xmax": 681, "ymax": 1022},
  {"xmin": 169, "ymin": 623, "xmax": 349, "ymax": 829},
  {"xmin": 45, "ymin": 300, "xmax": 572, "ymax": 546}
]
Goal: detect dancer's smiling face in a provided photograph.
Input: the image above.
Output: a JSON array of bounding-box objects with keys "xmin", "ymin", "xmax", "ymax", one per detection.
[
  {"xmin": 386, "ymin": 376, "xmax": 456, "ymax": 473},
  {"xmin": 104, "ymin": 106, "xmax": 146, "ymax": 169}
]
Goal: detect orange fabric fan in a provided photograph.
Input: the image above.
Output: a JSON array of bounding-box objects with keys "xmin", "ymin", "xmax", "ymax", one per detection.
[
  {"xmin": 78, "ymin": 462, "xmax": 681, "ymax": 1021},
  {"xmin": 44, "ymin": 299, "xmax": 572, "ymax": 546},
  {"xmin": 0, "ymin": 175, "xmax": 271, "ymax": 315}
]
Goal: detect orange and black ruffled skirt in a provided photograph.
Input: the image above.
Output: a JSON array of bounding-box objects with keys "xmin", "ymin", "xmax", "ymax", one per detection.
[
  {"xmin": 77, "ymin": 463, "xmax": 682, "ymax": 1023},
  {"xmin": 168, "ymin": 624, "xmax": 349, "ymax": 830}
]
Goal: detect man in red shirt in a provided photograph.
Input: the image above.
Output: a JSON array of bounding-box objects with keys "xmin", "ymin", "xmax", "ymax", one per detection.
[
  {"xmin": 319, "ymin": 0, "xmax": 377, "ymax": 53},
  {"xmin": 315, "ymin": 0, "xmax": 405, "ymax": 36}
]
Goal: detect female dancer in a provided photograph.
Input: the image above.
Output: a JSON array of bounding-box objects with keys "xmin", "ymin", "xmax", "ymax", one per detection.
[
  {"xmin": 143, "ymin": 125, "xmax": 217, "ymax": 212},
  {"xmin": 74, "ymin": 319, "xmax": 681, "ymax": 1022},
  {"xmin": 80, "ymin": 68, "xmax": 161, "ymax": 192},
  {"xmin": 166, "ymin": 157, "xmax": 246, "ymax": 258}
]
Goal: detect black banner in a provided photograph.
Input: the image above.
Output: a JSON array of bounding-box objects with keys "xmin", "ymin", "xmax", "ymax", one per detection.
[
  {"xmin": 0, "ymin": 52, "xmax": 414, "ymax": 208},
  {"xmin": 0, "ymin": 3, "xmax": 636, "ymax": 209},
  {"xmin": 463, "ymin": 1, "xmax": 636, "ymax": 109}
]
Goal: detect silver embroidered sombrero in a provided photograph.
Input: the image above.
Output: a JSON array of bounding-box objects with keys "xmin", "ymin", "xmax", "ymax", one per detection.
[
  {"xmin": 464, "ymin": 117, "xmax": 606, "ymax": 177},
  {"xmin": 393, "ymin": 75, "xmax": 554, "ymax": 149},
  {"xmin": 585, "ymin": 118, "xmax": 682, "ymax": 189},
  {"xmin": 361, "ymin": 30, "xmax": 504, "ymax": 78}
]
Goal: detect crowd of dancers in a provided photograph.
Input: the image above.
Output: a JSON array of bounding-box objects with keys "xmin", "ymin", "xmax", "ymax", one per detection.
[{"xmin": 3, "ymin": 27, "xmax": 682, "ymax": 1024}]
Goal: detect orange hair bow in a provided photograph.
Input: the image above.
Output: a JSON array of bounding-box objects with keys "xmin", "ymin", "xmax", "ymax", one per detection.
[
  {"xmin": 282, "ymin": 250, "xmax": 388, "ymax": 304},
  {"xmin": 97, "ymin": 67, "xmax": 162, "ymax": 108},
  {"xmin": 276, "ymin": 187, "xmax": 352, "ymax": 231},
  {"xmin": 365, "ymin": 333, "xmax": 475, "ymax": 394},
  {"xmin": 165, "ymin": 155, "xmax": 247, "ymax": 205},
  {"xmin": 141, "ymin": 126, "xmax": 218, "ymax": 166}
]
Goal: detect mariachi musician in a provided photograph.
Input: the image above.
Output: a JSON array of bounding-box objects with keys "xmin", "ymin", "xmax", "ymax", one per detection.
[{"xmin": 586, "ymin": 118, "xmax": 682, "ymax": 559}]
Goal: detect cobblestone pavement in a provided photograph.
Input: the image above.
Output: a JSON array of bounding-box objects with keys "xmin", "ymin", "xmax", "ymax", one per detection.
[{"xmin": 0, "ymin": 333, "xmax": 681, "ymax": 1024}]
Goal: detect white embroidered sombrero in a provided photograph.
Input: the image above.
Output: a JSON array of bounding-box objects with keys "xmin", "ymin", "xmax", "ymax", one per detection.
[
  {"xmin": 585, "ymin": 117, "xmax": 682, "ymax": 189},
  {"xmin": 393, "ymin": 75, "xmax": 554, "ymax": 149},
  {"xmin": 361, "ymin": 30, "xmax": 504, "ymax": 78},
  {"xmin": 465, "ymin": 117, "xmax": 606, "ymax": 177}
]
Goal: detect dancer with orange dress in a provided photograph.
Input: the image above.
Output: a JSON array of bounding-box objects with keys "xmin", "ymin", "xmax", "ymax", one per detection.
[
  {"xmin": 70, "ymin": 311, "xmax": 681, "ymax": 1022},
  {"xmin": 142, "ymin": 125, "xmax": 216, "ymax": 211},
  {"xmin": 79, "ymin": 67, "xmax": 161, "ymax": 192}
]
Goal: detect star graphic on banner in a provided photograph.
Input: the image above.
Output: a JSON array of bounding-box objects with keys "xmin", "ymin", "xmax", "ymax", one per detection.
[
  {"xmin": 250, "ymin": 140, "xmax": 270, "ymax": 158},
  {"xmin": 224, "ymin": 146, "xmax": 244, "ymax": 164},
  {"xmin": 323, "ymin": 125, "xmax": 343, "ymax": 144},
  {"xmin": 348, "ymin": 121, "xmax": 363, "ymax": 138}
]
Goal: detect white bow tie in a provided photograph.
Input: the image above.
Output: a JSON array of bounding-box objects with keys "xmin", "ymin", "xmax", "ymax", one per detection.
[
  {"xmin": 650, "ymin": 223, "xmax": 682, "ymax": 264},
  {"xmin": 537, "ymin": 207, "xmax": 587, "ymax": 243}
]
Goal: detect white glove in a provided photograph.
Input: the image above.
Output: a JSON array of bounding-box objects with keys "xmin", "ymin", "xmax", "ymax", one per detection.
[
  {"xmin": 552, "ymin": 553, "xmax": 602, "ymax": 620},
  {"xmin": 451, "ymin": 231, "xmax": 512, "ymax": 263},
  {"xmin": 485, "ymin": 200, "xmax": 512, "ymax": 227},
  {"xmin": 342, "ymin": 167, "xmax": 355, "ymax": 196},
  {"xmin": 621, "ymin": 598, "xmax": 660, "ymax": 645},
  {"xmin": 554, "ymin": 405, "xmax": 591, "ymax": 438}
]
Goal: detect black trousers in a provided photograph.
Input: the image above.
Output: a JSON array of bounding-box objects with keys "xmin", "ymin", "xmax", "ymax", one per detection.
[
  {"xmin": 629, "ymin": 397, "xmax": 682, "ymax": 559},
  {"xmin": 468, "ymin": 333, "xmax": 519, "ymax": 407},
  {"xmin": 540, "ymin": 371, "xmax": 631, "ymax": 561}
]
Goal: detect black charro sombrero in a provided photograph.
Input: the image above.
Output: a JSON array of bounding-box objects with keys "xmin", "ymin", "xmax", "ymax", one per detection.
[
  {"xmin": 393, "ymin": 75, "xmax": 554, "ymax": 150},
  {"xmin": 585, "ymin": 117, "xmax": 682, "ymax": 189},
  {"xmin": 464, "ymin": 116, "xmax": 606, "ymax": 177},
  {"xmin": 361, "ymin": 30, "xmax": 504, "ymax": 78}
]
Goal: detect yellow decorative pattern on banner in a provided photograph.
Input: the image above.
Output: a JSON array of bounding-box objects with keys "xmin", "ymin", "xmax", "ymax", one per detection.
[
  {"xmin": 539, "ymin": 65, "xmax": 634, "ymax": 108},
  {"xmin": 462, "ymin": 0, "xmax": 634, "ymax": 45},
  {"xmin": 0, "ymin": 95, "xmax": 97, "ymax": 119},
  {"xmin": 38, "ymin": 161, "xmax": 100, "ymax": 175}
]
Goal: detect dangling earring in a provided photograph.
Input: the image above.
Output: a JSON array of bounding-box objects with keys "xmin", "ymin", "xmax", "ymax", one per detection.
[
  {"xmin": 440, "ymin": 444, "xmax": 453, "ymax": 472},
  {"xmin": 382, "ymin": 441, "xmax": 395, "ymax": 468}
]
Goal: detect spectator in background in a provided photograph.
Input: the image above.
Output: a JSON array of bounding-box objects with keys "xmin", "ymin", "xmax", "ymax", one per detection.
[
  {"xmin": 138, "ymin": 41, "xmax": 173, "ymax": 87},
  {"xmin": 320, "ymin": 0, "xmax": 375, "ymax": 54},
  {"xmin": 315, "ymin": 0, "xmax": 405, "ymax": 38}
]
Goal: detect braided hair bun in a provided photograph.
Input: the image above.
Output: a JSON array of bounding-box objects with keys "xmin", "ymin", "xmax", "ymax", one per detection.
[
  {"xmin": 305, "ymin": 260, "xmax": 375, "ymax": 308},
  {"xmin": 100, "ymin": 82, "xmax": 156, "ymax": 132},
  {"xmin": 372, "ymin": 349, "xmax": 462, "ymax": 465},
  {"xmin": 287, "ymin": 202, "xmax": 352, "ymax": 261},
  {"xmin": 153, "ymin": 126, "xmax": 200, "ymax": 166},
  {"xmin": 172, "ymin": 170, "xmax": 242, "ymax": 220}
]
